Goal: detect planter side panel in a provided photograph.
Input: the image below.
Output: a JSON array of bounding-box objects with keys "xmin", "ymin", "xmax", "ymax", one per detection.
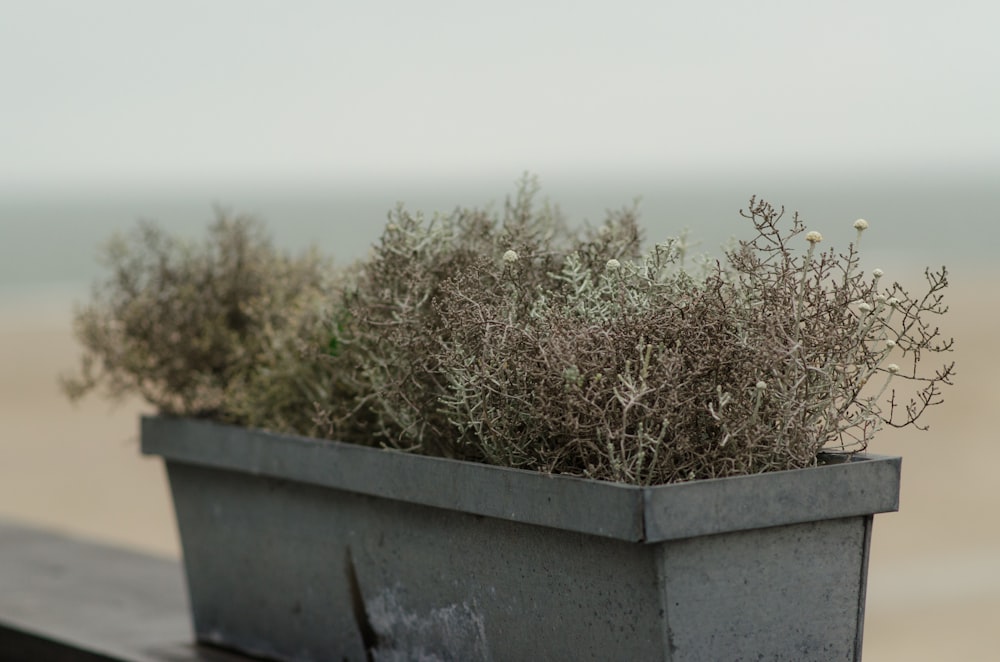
[
  {"xmin": 658, "ymin": 516, "xmax": 871, "ymax": 661},
  {"xmin": 166, "ymin": 462, "xmax": 667, "ymax": 662},
  {"xmin": 166, "ymin": 463, "xmax": 366, "ymax": 662}
]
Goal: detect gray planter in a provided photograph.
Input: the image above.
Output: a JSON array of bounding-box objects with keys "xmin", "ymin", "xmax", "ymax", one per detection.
[{"xmin": 142, "ymin": 416, "xmax": 901, "ymax": 662}]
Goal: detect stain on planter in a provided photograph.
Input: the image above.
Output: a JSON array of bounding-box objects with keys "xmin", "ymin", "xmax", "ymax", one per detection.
[
  {"xmin": 345, "ymin": 546, "xmax": 491, "ymax": 661},
  {"xmin": 365, "ymin": 584, "xmax": 491, "ymax": 662}
]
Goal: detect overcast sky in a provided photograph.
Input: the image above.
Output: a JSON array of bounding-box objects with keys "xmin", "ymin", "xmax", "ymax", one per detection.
[{"xmin": 3, "ymin": 0, "xmax": 998, "ymax": 188}]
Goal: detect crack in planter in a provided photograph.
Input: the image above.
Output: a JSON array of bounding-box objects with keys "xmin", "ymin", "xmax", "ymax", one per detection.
[{"xmin": 345, "ymin": 548, "xmax": 379, "ymax": 662}]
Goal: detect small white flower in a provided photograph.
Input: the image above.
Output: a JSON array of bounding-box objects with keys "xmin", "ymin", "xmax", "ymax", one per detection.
[
  {"xmin": 887, "ymin": 297, "xmax": 899, "ymax": 307},
  {"xmin": 875, "ymin": 294, "xmax": 887, "ymax": 303},
  {"xmin": 502, "ymin": 249, "xmax": 519, "ymax": 264},
  {"xmin": 756, "ymin": 381, "xmax": 767, "ymax": 390},
  {"xmin": 805, "ymin": 231, "xmax": 823, "ymax": 244},
  {"xmin": 885, "ymin": 339, "xmax": 896, "ymax": 349},
  {"xmin": 887, "ymin": 363, "xmax": 900, "ymax": 374},
  {"xmin": 857, "ymin": 302, "xmax": 872, "ymax": 313},
  {"xmin": 386, "ymin": 223, "xmax": 399, "ymax": 232},
  {"xmin": 873, "ymin": 268, "xmax": 884, "ymax": 278},
  {"xmin": 605, "ymin": 258, "xmax": 621, "ymax": 271},
  {"xmin": 854, "ymin": 219, "xmax": 869, "ymax": 231}
]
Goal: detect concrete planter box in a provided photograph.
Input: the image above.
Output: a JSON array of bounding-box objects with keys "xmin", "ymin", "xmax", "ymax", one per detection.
[{"xmin": 142, "ymin": 415, "xmax": 901, "ymax": 661}]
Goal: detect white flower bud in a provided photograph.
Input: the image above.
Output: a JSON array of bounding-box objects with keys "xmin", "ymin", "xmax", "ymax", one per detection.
[
  {"xmin": 873, "ymin": 268, "xmax": 884, "ymax": 278},
  {"xmin": 887, "ymin": 364, "xmax": 900, "ymax": 374},
  {"xmin": 857, "ymin": 302, "xmax": 872, "ymax": 312},
  {"xmin": 756, "ymin": 381, "xmax": 767, "ymax": 390},
  {"xmin": 502, "ymin": 250, "xmax": 519, "ymax": 264},
  {"xmin": 605, "ymin": 258, "xmax": 621, "ymax": 271},
  {"xmin": 854, "ymin": 219, "xmax": 869, "ymax": 231},
  {"xmin": 887, "ymin": 297, "xmax": 899, "ymax": 307},
  {"xmin": 885, "ymin": 339, "xmax": 896, "ymax": 349},
  {"xmin": 805, "ymin": 231, "xmax": 823, "ymax": 244}
]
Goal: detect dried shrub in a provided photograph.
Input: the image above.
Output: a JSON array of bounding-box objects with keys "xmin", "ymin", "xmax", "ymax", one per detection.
[
  {"xmin": 333, "ymin": 190, "xmax": 953, "ymax": 483},
  {"xmin": 63, "ymin": 210, "xmax": 339, "ymax": 434},
  {"xmin": 66, "ymin": 180, "xmax": 954, "ymax": 485},
  {"xmin": 322, "ymin": 175, "xmax": 643, "ymax": 457}
]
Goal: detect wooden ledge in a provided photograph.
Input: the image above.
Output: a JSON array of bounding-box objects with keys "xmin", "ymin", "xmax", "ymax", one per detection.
[{"xmin": 0, "ymin": 519, "xmax": 250, "ymax": 661}]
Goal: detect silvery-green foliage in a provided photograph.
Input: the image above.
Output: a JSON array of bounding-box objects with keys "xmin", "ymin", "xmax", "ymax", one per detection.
[
  {"xmin": 67, "ymin": 182, "xmax": 953, "ymax": 485},
  {"xmin": 323, "ymin": 174, "xmax": 644, "ymax": 457},
  {"xmin": 426, "ymin": 197, "xmax": 954, "ymax": 484}
]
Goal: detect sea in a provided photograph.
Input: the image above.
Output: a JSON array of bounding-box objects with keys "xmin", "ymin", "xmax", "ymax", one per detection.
[{"xmin": 1, "ymin": 168, "xmax": 996, "ymax": 314}]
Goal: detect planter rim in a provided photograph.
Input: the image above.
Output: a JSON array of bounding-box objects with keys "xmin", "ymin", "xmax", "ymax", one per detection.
[{"xmin": 141, "ymin": 415, "xmax": 900, "ymax": 543}]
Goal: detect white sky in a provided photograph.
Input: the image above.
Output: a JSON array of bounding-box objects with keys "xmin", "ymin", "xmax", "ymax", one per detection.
[{"xmin": 2, "ymin": 0, "xmax": 998, "ymax": 187}]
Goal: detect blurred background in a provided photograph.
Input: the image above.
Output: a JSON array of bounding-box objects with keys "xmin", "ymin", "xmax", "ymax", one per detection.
[{"xmin": 1, "ymin": 1, "xmax": 997, "ymax": 659}]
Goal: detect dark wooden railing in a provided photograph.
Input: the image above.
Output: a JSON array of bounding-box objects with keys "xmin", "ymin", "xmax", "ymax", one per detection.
[{"xmin": 0, "ymin": 520, "xmax": 249, "ymax": 661}]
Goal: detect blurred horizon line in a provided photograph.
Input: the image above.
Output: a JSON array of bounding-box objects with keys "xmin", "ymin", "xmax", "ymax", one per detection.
[{"xmin": 3, "ymin": 161, "xmax": 999, "ymax": 198}]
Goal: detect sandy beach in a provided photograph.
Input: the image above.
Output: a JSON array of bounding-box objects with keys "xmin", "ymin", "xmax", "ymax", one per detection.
[{"xmin": 1, "ymin": 272, "xmax": 997, "ymax": 661}]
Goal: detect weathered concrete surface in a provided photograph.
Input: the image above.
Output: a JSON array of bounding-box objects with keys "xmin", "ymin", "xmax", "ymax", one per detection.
[{"xmin": 146, "ymin": 417, "xmax": 899, "ymax": 661}]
